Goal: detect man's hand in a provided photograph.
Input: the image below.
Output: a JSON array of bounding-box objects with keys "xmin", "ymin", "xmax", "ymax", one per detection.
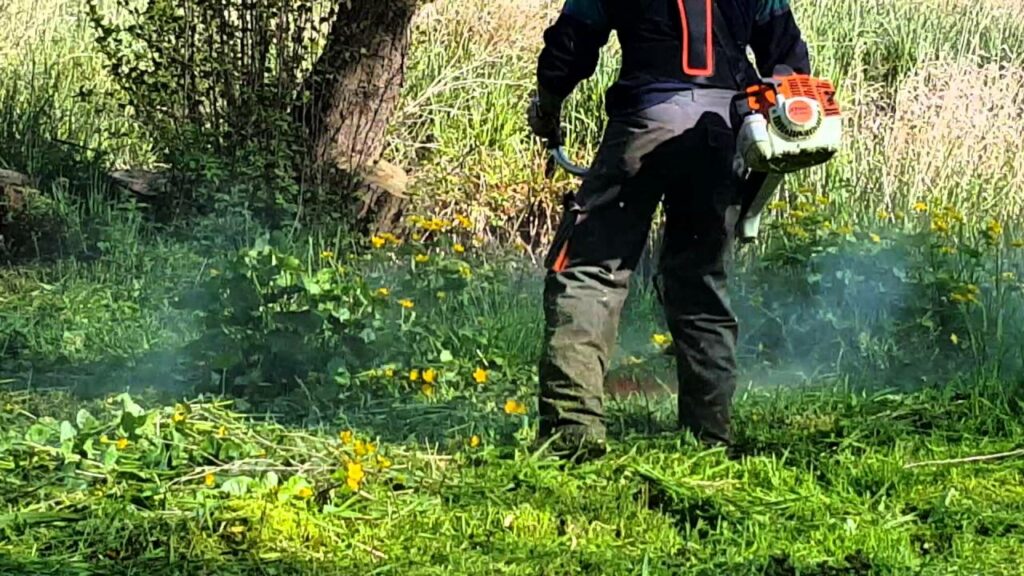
[{"xmin": 527, "ymin": 87, "xmax": 565, "ymax": 146}]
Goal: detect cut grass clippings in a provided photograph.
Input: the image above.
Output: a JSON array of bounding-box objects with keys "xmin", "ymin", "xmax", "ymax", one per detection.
[{"xmin": 2, "ymin": 380, "xmax": 1023, "ymax": 575}]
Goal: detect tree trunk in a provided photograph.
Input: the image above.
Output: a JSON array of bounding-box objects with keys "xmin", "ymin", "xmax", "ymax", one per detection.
[{"xmin": 297, "ymin": 0, "xmax": 416, "ymax": 232}]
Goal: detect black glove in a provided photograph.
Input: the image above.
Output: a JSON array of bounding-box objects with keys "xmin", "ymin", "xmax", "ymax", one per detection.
[{"xmin": 527, "ymin": 86, "xmax": 565, "ymax": 146}]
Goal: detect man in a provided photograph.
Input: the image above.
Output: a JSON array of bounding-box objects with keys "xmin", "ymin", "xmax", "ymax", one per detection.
[{"xmin": 528, "ymin": 0, "xmax": 811, "ymax": 462}]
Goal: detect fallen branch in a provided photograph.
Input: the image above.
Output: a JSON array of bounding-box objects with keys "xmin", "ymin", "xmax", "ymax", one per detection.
[
  {"xmin": 108, "ymin": 169, "xmax": 169, "ymax": 197},
  {"xmin": 904, "ymin": 448, "xmax": 1024, "ymax": 469}
]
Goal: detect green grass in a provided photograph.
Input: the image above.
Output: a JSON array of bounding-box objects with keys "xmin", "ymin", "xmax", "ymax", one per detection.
[{"xmin": 2, "ymin": 379, "xmax": 1023, "ymax": 575}]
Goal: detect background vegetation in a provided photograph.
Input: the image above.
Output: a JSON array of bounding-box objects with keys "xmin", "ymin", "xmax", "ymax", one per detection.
[{"xmin": 2, "ymin": 0, "xmax": 1024, "ymax": 573}]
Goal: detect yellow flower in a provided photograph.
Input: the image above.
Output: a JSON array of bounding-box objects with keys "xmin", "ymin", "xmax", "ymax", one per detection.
[
  {"xmin": 297, "ymin": 486, "xmax": 314, "ymax": 500},
  {"xmin": 912, "ymin": 202, "xmax": 928, "ymax": 213},
  {"xmin": 453, "ymin": 243, "xmax": 466, "ymax": 254},
  {"xmin": 421, "ymin": 382, "xmax": 435, "ymax": 397},
  {"xmin": 375, "ymin": 287, "xmax": 390, "ymax": 298},
  {"xmin": 651, "ymin": 333, "xmax": 672, "ymax": 347},
  {"xmin": 320, "ymin": 250, "xmax": 334, "ymax": 259},
  {"xmin": 398, "ymin": 299, "xmax": 415, "ymax": 309},
  {"xmin": 950, "ymin": 333, "xmax": 960, "ymax": 346},
  {"xmin": 470, "ymin": 435, "xmax": 481, "ymax": 448},
  {"xmin": 409, "ymin": 369, "xmax": 420, "ymax": 382},
  {"xmin": 422, "ymin": 217, "xmax": 447, "ymax": 232},
  {"xmin": 869, "ymin": 233, "xmax": 881, "ymax": 244},
  {"xmin": 116, "ymin": 438, "xmax": 129, "ymax": 450},
  {"xmin": 504, "ymin": 399, "xmax": 528, "ymax": 416},
  {"xmin": 986, "ymin": 219, "xmax": 1004, "ymax": 243},
  {"xmin": 415, "ymin": 254, "xmax": 430, "ymax": 264},
  {"xmin": 473, "ymin": 368, "xmax": 488, "ymax": 384},
  {"xmin": 204, "ymin": 473, "xmax": 216, "ymax": 487},
  {"xmin": 355, "ymin": 440, "xmax": 376, "ymax": 457},
  {"xmin": 950, "ymin": 284, "xmax": 981, "ymax": 304},
  {"xmin": 346, "ymin": 462, "xmax": 365, "ymax": 491},
  {"xmin": 340, "ymin": 430, "xmax": 354, "ymax": 445},
  {"xmin": 931, "ymin": 219, "xmax": 950, "ymax": 234},
  {"xmin": 371, "ymin": 235, "xmax": 386, "ymax": 249},
  {"xmin": 423, "ymin": 368, "xmax": 437, "ymax": 384},
  {"xmin": 783, "ymin": 223, "xmax": 810, "ymax": 240}
]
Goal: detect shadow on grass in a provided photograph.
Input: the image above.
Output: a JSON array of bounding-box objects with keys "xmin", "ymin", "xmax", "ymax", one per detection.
[{"xmin": 0, "ymin": 553, "xmax": 375, "ymax": 576}]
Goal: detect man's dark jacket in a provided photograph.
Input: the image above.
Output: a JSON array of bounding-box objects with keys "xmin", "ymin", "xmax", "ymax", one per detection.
[{"xmin": 538, "ymin": 0, "xmax": 812, "ymax": 116}]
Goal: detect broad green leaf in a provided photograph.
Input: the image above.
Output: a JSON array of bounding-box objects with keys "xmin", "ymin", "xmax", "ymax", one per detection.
[
  {"xmin": 76, "ymin": 409, "xmax": 98, "ymax": 431},
  {"xmin": 302, "ymin": 275, "xmax": 324, "ymax": 295},
  {"xmin": 25, "ymin": 421, "xmax": 57, "ymax": 444},
  {"xmin": 281, "ymin": 255, "xmax": 303, "ymax": 272},
  {"xmin": 278, "ymin": 474, "xmax": 312, "ymax": 503},
  {"xmin": 117, "ymin": 394, "xmax": 145, "ymax": 418},
  {"xmin": 102, "ymin": 446, "xmax": 118, "ymax": 469},
  {"xmin": 59, "ymin": 421, "xmax": 77, "ymax": 443},
  {"xmin": 221, "ymin": 476, "xmax": 256, "ymax": 498}
]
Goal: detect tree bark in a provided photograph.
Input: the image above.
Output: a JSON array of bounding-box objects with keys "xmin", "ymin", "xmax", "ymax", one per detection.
[{"xmin": 296, "ymin": 0, "xmax": 416, "ymax": 231}]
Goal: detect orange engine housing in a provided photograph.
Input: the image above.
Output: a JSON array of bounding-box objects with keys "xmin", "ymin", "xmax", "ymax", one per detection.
[{"xmin": 745, "ymin": 75, "xmax": 841, "ymax": 118}]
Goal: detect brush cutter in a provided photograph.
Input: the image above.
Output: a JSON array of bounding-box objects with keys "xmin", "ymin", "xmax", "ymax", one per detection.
[{"xmin": 543, "ymin": 74, "xmax": 843, "ymax": 243}]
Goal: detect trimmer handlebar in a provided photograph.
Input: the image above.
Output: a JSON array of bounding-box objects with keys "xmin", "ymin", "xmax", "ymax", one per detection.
[
  {"xmin": 541, "ymin": 135, "xmax": 775, "ymax": 244},
  {"xmin": 545, "ymin": 145, "xmax": 590, "ymax": 178}
]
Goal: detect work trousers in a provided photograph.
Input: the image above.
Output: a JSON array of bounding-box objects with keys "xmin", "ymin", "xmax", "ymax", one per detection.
[{"xmin": 539, "ymin": 88, "xmax": 742, "ymax": 447}]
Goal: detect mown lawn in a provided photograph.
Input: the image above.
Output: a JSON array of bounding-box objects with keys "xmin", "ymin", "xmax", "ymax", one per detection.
[{"xmin": 2, "ymin": 377, "xmax": 1023, "ymax": 575}]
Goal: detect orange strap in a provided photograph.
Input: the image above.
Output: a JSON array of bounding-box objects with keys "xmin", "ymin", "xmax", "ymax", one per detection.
[
  {"xmin": 676, "ymin": 0, "xmax": 714, "ymax": 76},
  {"xmin": 551, "ymin": 242, "xmax": 571, "ymax": 273}
]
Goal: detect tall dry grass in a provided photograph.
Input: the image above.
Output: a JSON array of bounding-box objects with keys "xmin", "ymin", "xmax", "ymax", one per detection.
[
  {"xmin": 393, "ymin": 0, "xmax": 1024, "ymax": 235},
  {"xmin": 873, "ymin": 60, "xmax": 1024, "ymax": 217}
]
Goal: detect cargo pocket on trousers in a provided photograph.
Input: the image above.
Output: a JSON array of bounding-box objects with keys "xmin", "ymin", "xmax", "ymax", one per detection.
[{"xmin": 544, "ymin": 192, "xmax": 582, "ymax": 272}]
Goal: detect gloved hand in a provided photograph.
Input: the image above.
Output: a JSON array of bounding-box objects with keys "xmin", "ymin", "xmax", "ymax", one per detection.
[{"xmin": 527, "ymin": 86, "xmax": 565, "ymax": 146}]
